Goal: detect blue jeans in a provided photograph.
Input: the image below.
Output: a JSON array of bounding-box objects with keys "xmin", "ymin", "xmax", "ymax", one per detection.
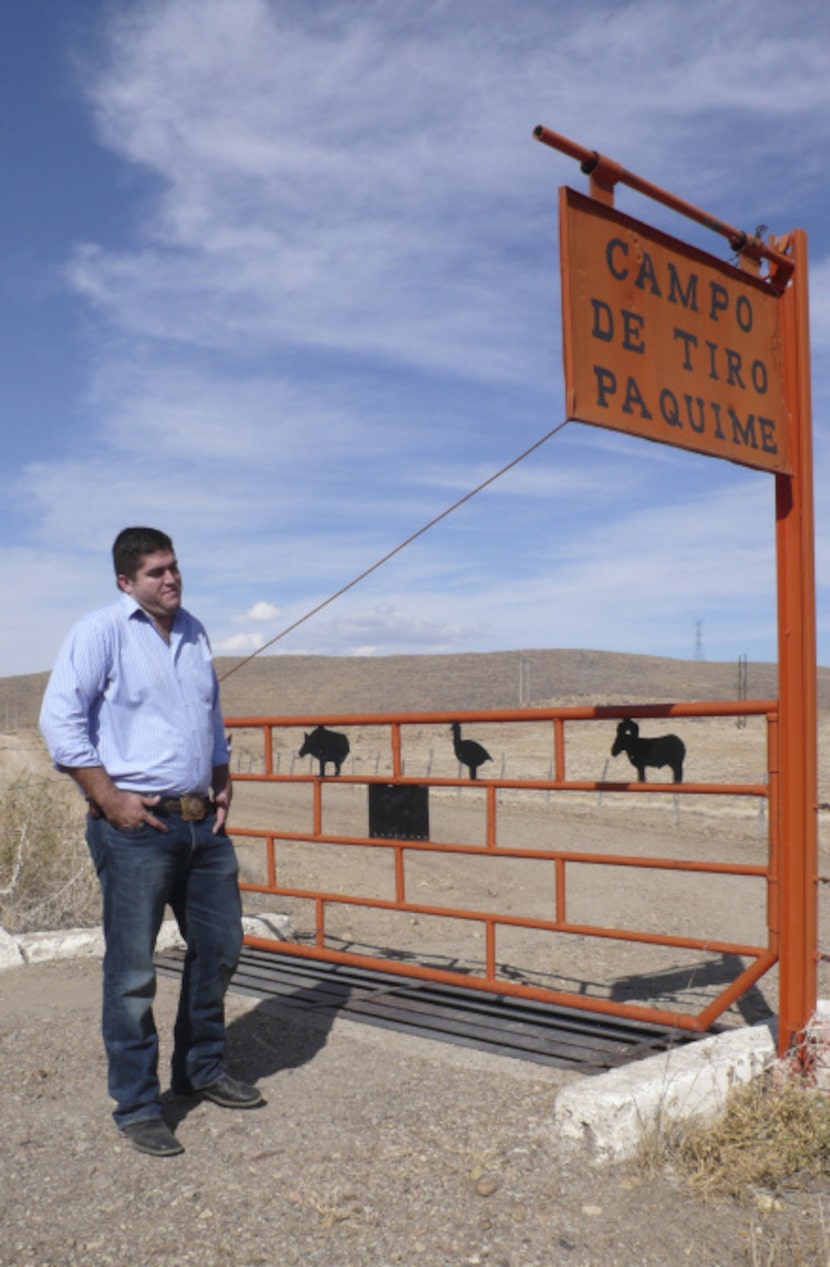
[{"xmin": 86, "ymin": 809, "xmax": 243, "ymax": 1128}]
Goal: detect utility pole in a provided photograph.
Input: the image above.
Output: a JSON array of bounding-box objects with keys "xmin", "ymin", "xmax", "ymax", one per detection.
[{"xmin": 737, "ymin": 654, "xmax": 748, "ymax": 728}]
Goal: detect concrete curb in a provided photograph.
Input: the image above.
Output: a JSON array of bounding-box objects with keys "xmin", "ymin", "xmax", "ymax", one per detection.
[
  {"xmin": 0, "ymin": 913, "xmax": 294, "ymax": 969},
  {"xmin": 552, "ymin": 1020, "xmax": 779, "ymax": 1162}
]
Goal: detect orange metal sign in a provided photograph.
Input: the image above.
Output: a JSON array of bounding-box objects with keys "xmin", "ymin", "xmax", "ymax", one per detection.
[{"xmin": 560, "ymin": 187, "xmax": 791, "ymax": 474}]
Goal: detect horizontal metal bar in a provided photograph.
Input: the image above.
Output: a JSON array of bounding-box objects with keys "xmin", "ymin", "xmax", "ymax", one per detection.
[
  {"xmin": 226, "ymin": 699, "xmax": 777, "ymax": 728},
  {"xmin": 239, "ymin": 888, "xmax": 766, "ymax": 958},
  {"xmin": 233, "ymin": 772, "xmax": 769, "ymax": 797},
  {"xmin": 235, "ymin": 830, "xmax": 769, "ymax": 877}
]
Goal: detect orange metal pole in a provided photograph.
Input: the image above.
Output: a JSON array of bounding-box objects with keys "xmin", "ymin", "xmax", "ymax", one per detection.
[
  {"xmin": 766, "ymin": 713, "xmax": 781, "ymax": 946},
  {"xmin": 485, "ymin": 920, "xmax": 496, "ymax": 984},
  {"xmin": 554, "ymin": 717, "xmax": 565, "ymax": 781},
  {"xmin": 555, "ymin": 856, "xmax": 566, "ymax": 924},
  {"xmin": 533, "ymin": 125, "xmax": 793, "ymax": 280},
  {"xmin": 395, "ymin": 845, "xmax": 405, "ymax": 904},
  {"xmin": 486, "ymin": 784, "xmax": 497, "ymax": 848},
  {"xmin": 391, "ymin": 722, "xmax": 402, "ymax": 778},
  {"xmin": 227, "ymin": 699, "xmax": 774, "ymax": 729},
  {"xmin": 312, "ymin": 780, "xmax": 322, "ymax": 836},
  {"xmin": 774, "ymin": 228, "xmax": 819, "ymax": 1058}
]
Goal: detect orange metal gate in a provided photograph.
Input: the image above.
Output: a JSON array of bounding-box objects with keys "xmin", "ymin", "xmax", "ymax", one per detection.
[{"xmin": 228, "ymin": 701, "xmax": 778, "ymax": 1038}]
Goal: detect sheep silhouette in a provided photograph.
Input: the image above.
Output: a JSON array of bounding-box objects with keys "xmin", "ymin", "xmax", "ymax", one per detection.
[
  {"xmin": 610, "ymin": 718, "xmax": 685, "ymax": 783},
  {"xmin": 299, "ymin": 725, "xmax": 350, "ymax": 777},
  {"xmin": 450, "ymin": 721, "xmax": 492, "ymax": 780}
]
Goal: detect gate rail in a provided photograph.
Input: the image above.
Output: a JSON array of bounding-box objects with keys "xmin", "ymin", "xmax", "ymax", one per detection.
[{"xmin": 227, "ymin": 700, "xmax": 778, "ymax": 1035}]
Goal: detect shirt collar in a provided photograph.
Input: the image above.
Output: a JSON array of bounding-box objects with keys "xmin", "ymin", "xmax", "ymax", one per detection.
[
  {"xmin": 120, "ymin": 592, "xmax": 143, "ymax": 619},
  {"xmin": 119, "ymin": 590, "xmax": 184, "ymax": 631}
]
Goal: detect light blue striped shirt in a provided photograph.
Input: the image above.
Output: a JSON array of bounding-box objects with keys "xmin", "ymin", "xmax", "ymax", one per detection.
[{"xmin": 39, "ymin": 593, "xmax": 230, "ymax": 796}]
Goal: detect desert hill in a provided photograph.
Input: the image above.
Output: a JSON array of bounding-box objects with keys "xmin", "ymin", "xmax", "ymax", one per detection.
[
  {"xmin": 2, "ymin": 648, "xmax": 828, "ymax": 730},
  {"xmin": 211, "ymin": 648, "xmax": 792, "ymax": 719}
]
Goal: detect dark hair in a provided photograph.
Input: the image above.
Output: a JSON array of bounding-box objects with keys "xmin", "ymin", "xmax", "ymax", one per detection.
[{"xmin": 112, "ymin": 527, "xmax": 174, "ymax": 581}]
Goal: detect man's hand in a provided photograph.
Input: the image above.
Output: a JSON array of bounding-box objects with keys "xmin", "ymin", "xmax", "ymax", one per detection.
[
  {"xmin": 68, "ymin": 766, "xmax": 168, "ymax": 832},
  {"xmin": 212, "ymin": 764, "xmax": 232, "ymax": 834},
  {"xmin": 96, "ymin": 788, "xmax": 167, "ymax": 832}
]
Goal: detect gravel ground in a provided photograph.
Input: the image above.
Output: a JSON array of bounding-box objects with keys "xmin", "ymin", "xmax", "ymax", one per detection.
[{"xmin": 2, "ymin": 958, "xmax": 829, "ymax": 1267}]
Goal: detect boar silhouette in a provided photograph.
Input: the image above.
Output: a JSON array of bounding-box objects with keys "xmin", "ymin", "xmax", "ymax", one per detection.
[{"xmin": 298, "ymin": 725, "xmax": 350, "ymax": 777}]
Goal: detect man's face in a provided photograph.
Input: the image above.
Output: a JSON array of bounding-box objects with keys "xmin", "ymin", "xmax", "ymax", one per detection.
[{"xmin": 118, "ymin": 549, "xmax": 182, "ymax": 627}]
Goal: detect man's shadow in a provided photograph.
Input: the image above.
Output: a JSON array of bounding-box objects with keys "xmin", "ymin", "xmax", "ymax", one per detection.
[{"xmin": 162, "ymin": 980, "xmax": 346, "ymax": 1127}]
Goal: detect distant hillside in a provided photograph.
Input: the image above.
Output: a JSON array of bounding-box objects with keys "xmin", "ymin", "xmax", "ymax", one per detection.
[{"xmin": 5, "ymin": 649, "xmax": 828, "ymax": 730}]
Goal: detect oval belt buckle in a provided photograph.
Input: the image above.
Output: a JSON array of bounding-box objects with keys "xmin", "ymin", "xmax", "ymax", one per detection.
[{"xmin": 180, "ymin": 794, "xmax": 206, "ymax": 822}]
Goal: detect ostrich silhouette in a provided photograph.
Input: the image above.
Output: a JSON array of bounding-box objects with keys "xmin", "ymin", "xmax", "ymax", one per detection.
[{"xmin": 450, "ymin": 722, "xmax": 492, "ymax": 780}]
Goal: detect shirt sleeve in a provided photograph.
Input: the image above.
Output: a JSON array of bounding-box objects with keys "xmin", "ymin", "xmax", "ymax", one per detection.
[
  {"xmin": 39, "ymin": 614, "xmax": 111, "ymax": 771},
  {"xmin": 198, "ymin": 621, "xmax": 230, "ymax": 769},
  {"xmin": 210, "ymin": 666, "xmax": 231, "ymax": 769}
]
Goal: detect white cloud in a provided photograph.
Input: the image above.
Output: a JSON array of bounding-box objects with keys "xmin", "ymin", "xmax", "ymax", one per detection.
[
  {"xmin": 213, "ymin": 630, "xmax": 266, "ymax": 655},
  {"xmin": 234, "ymin": 601, "xmax": 280, "ymax": 623},
  {"xmin": 70, "ymin": 0, "xmax": 830, "ymax": 382},
  {"xmin": 283, "ymin": 601, "xmax": 470, "ymax": 657}
]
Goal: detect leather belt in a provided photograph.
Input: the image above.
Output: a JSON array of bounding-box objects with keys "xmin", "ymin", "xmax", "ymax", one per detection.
[{"xmin": 159, "ymin": 794, "xmax": 212, "ymax": 822}]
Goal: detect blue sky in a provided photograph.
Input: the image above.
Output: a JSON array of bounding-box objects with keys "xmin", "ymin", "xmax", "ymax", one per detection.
[{"xmin": 2, "ymin": 0, "xmax": 829, "ymax": 676}]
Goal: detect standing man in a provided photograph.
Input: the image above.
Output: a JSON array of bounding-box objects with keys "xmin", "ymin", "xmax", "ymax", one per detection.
[{"xmin": 40, "ymin": 527, "xmax": 264, "ymax": 1157}]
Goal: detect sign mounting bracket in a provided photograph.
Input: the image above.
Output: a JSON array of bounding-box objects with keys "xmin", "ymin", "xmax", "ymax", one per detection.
[{"xmin": 534, "ymin": 125, "xmax": 794, "ymax": 287}]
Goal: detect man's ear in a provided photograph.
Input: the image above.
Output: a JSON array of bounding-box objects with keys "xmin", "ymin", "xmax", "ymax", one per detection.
[{"xmin": 116, "ymin": 573, "xmax": 132, "ymax": 594}]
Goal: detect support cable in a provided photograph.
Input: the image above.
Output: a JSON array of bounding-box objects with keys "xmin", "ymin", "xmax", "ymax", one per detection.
[{"xmin": 219, "ymin": 419, "xmax": 570, "ymax": 682}]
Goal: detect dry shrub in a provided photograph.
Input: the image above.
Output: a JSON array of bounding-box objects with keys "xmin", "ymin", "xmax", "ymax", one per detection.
[
  {"xmin": 653, "ymin": 1075, "xmax": 830, "ymax": 1203},
  {"xmin": 638, "ymin": 1076, "xmax": 830, "ymax": 1265},
  {"xmin": 0, "ymin": 777, "xmax": 99, "ymax": 933}
]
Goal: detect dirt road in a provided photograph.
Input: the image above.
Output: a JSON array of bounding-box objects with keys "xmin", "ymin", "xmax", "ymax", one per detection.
[{"xmin": 3, "ymin": 950, "xmax": 830, "ymax": 1267}]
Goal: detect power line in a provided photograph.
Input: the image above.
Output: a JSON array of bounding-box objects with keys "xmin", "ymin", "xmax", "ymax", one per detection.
[{"xmin": 219, "ymin": 419, "xmax": 571, "ymax": 683}]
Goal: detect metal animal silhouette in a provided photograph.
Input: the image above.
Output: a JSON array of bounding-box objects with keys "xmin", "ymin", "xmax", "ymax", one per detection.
[
  {"xmin": 299, "ymin": 725, "xmax": 350, "ymax": 777},
  {"xmin": 610, "ymin": 718, "xmax": 685, "ymax": 783},
  {"xmin": 450, "ymin": 721, "xmax": 492, "ymax": 780}
]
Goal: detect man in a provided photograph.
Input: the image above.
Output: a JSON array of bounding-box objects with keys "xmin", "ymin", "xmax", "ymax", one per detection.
[{"xmin": 40, "ymin": 527, "xmax": 264, "ymax": 1158}]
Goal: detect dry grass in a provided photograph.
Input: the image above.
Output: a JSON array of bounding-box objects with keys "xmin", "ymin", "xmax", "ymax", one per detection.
[
  {"xmin": 673, "ymin": 1076, "xmax": 830, "ymax": 1202},
  {"xmin": 639, "ymin": 1075, "xmax": 830, "ymax": 1265},
  {"xmin": 0, "ymin": 777, "xmax": 99, "ymax": 933}
]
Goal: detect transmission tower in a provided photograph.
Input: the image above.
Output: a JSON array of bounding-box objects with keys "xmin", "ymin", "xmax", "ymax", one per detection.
[{"xmin": 694, "ymin": 620, "xmax": 705, "ymax": 661}]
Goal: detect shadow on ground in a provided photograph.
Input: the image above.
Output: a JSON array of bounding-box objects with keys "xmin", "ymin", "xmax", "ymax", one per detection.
[{"xmin": 162, "ymin": 990, "xmax": 337, "ymax": 1128}]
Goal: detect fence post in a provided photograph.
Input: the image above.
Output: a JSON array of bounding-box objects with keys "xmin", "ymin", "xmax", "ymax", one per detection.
[{"xmin": 774, "ymin": 227, "xmax": 818, "ymax": 1059}]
